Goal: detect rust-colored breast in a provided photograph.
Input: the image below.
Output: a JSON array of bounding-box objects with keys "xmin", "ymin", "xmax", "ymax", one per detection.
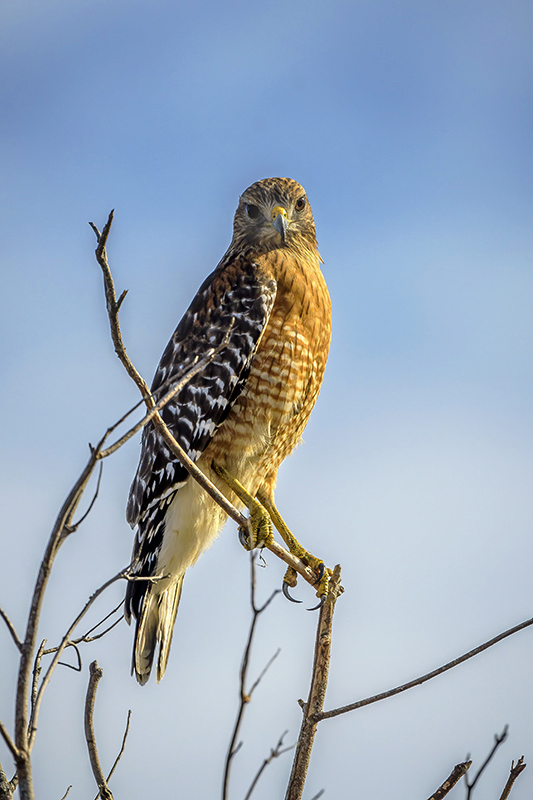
[{"xmin": 206, "ymin": 248, "xmax": 331, "ymax": 498}]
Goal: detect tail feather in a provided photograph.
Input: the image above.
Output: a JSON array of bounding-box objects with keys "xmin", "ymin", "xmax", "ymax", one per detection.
[{"xmin": 131, "ymin": 576, "xmax": 185, "ymax": 685}]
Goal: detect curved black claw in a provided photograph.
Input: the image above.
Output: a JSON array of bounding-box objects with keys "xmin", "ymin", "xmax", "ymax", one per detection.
[
  {"xmin": 282, "ymin": 581, "xmax": 302, "ymax": 604},
  {"xmin": 307, "ymin": 594, "xmax": 326, "ymax": 612},
  {"xmin": 313, "ymin": 562, "xmax": 326, "ymax": 585},
  {"xmin": 238, "ymin": 526, "xmax": 250, "ymax": 550}
]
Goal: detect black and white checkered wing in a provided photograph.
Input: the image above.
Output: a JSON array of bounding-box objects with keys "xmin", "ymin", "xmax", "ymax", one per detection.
[{"xmin": 127, "ymin": 257, "xmax": 277, "ymax": 530}]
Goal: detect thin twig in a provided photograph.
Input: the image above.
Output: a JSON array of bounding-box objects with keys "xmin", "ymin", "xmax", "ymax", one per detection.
[
  {"xmin": 222, "ymin": 555, "xmax": 280, "ymax": 800},
  {"xmin": 105, "ymin": 710, "xmax": 132, "ymax": 784},
  {"xmin": 58, "ymin": 786, "xmax": 72, "ymax": 800},
  {"xmin": 98, "ymin": 347, "xmax": 219, "ymax": 459},
  {"xmin": 42, "ymin": 604, "xmax": 124, "ymax": 656},
  {"xmin": 498, "ymin": 756, "xmax": 526, "ymax": 800},
  {"xmin": 0, "ymin": 720, "xmax": 19, "ymax": 760},
  {"xmin": 285, "ymin": 565, "xmax": 343, "ymax": 800},
  {"xmin": 0, "ymin": 607, "xmax": 22, "ymax": 652},
  {"xmin": 84, "ymin": 661, "xmax": 113, "ymax": 800},
  {"xmin": 58, "ymin": 642, "xmax": 82, "ymax": 672},
  {"xmin": 426, "ymin": 761, "xmax": 471, "ymax": 800},
  {"xmin": 465, "ymin": 726, "xmax": 508, "ymax": 798},
  {"xmin": 248, "ymin": 648, "xmax": 281, "ymax": 698},
  {"xmin": 317, "ymin": 617, "xmax": 533, "ymax": 722},
  {"xmin": 91, "ymin": 709, "xmax": 132, "ymax": 800},
  {"xmin": 243, "ymin": 731, "xmax": 294, "ymax": 800},
  {"xmin": 65, "ymin": 461, "xmax": 104, "ymax": 534}
]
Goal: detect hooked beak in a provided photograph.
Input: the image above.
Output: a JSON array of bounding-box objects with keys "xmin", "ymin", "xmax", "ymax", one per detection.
[{"xmin": 271, "ymin": 205, "xmax": 288, "ymax": 242}]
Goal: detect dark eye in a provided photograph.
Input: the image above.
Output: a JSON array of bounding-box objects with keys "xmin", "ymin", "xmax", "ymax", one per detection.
[
  {"xmin": 295, "ymin": 196, "xmax": 306, "ymax": 212},
  {"xmin": 246, "ymin": 204, "xmax": 260, "ymax": 219}
]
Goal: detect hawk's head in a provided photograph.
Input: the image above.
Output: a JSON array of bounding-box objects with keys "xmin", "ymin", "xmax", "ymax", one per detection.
[{"xmin": 232, "ymin": 177, "xmax": 319, "ymax": 256}]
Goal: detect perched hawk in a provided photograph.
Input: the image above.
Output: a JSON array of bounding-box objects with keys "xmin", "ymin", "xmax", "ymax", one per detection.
[{"xmin": 125, "ymin": 177, "xmax": 331, "ymax": 684}]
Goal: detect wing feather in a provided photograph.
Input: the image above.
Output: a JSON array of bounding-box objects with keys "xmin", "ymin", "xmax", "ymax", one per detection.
[{"xmin": 126, "ymin": 256, "xmax": 277, "ymax": 527}]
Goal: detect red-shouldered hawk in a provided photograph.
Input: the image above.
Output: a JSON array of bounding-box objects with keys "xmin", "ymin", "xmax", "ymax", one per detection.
[{"xmin": 125, "ymin": 177, "xmax": 331, "ymax": 684}]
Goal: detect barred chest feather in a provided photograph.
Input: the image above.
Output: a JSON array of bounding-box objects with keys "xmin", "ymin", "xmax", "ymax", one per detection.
[{"xmin": 205, "ymin": 247, "xmax": 331, "ymax": 493}]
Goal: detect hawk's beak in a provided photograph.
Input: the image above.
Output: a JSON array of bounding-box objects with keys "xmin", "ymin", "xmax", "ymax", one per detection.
[{"xmin": 272, "ymin": 206, "xmax": 288, "ymax": 241}]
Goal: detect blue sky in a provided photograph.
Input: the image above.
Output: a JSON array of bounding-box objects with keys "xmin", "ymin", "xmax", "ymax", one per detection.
[{"xmin": 1, "ymin": 1, "xmax": 533, "ymax": 798}]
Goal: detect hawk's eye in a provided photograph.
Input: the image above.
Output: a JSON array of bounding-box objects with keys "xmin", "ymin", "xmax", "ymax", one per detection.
[
  {"xmin": 295, "ymin": 196, "xmax": 306, "ymax": 212},
  {"xmin": 246, "ymin": 204, "xmax": 260, "ymax": 219}
]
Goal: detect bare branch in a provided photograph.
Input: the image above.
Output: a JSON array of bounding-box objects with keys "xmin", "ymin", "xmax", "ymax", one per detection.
[
  {"xmin": 426, "ymin": 761, "xmax": 471, "ymax": 800},
  {"xmin": 318, "ymin": 617, "xmax": 533, "ymax": 722},
  {"xmin": 58, "ymin": 786, "xmax": 72, "ymax": 800},
  {"xmin": 285, "ymin": 565, "xmax": 343, "ymax": 800},
  {"xmin": 243, "ymin": 731, "xmax": 294, "ymax": 800},
  {"xmin": 222, "ymin": 555, "xmax": 280, "ymax": 800},
  {"xmin": 498, "ymin": 756, "xmax": 526, "ymax": 800},
  {"xmin": 0, "ymin": 607, "xmax": 22, "ymax": 653},
  {"xmin": 84, "ymin": 661, "xmax": 114, "ymax": 800},
  {"xmin": 465, "ymin": 726, "xmax": 508, "ymax": 798}
]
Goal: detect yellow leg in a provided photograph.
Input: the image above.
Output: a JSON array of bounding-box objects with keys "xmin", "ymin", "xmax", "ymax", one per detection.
[
  {"xmin": 257, "ymin": 492, "xmax": 331, "ymax": 600},
  {"xmin": 212, "ymin": 462, "xmax": 330, "ymax": 602},
  {"xmin": 212, "ymin": 463, "xmax": 273, "ymax": 550}
]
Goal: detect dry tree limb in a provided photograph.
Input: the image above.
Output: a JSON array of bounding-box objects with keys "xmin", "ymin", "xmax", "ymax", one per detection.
[
  {"xmin": 465, "ymin": 726, "xmax": 508, "ymax": 798},
  {"xmin": 498, "ymin": 756, "xmax": 526, "ymax": 800},
  {"xmin": 284, "ymin": 565, "xmax": 343, "ymax": 800},
  {"xmin": 222, "ymin": 555, "xmax": 280, "ymax": 800},
  {"xmin": 91, "ymin": 211, "xmax": 320, "ymax": 592},
  {"xmin": 84, "ymin": 661, "xmax": 114, "ymax": 800},
  {"xmin": 0, "ymin": 762, "xmax": 18, "ymax": 800},
  {"xmin": 317, "ymin": 617, "xmax": 533, "ymax": 722},
  {"xmin": 243, "ymin": 731, "xmax": 294, "ymax": 800},
  {"xmin": 58, "ymin": 785, "xmax": 72, "ymax": 800},
  {"xmin": 427, "ymin": 761, "xmax": 472, "ymax": 800}
]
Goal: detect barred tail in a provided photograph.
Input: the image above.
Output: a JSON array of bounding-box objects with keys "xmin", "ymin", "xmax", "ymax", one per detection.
[{"xmin": 129, "ymin": 576, "xmax": 184, "ymax": 685}]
